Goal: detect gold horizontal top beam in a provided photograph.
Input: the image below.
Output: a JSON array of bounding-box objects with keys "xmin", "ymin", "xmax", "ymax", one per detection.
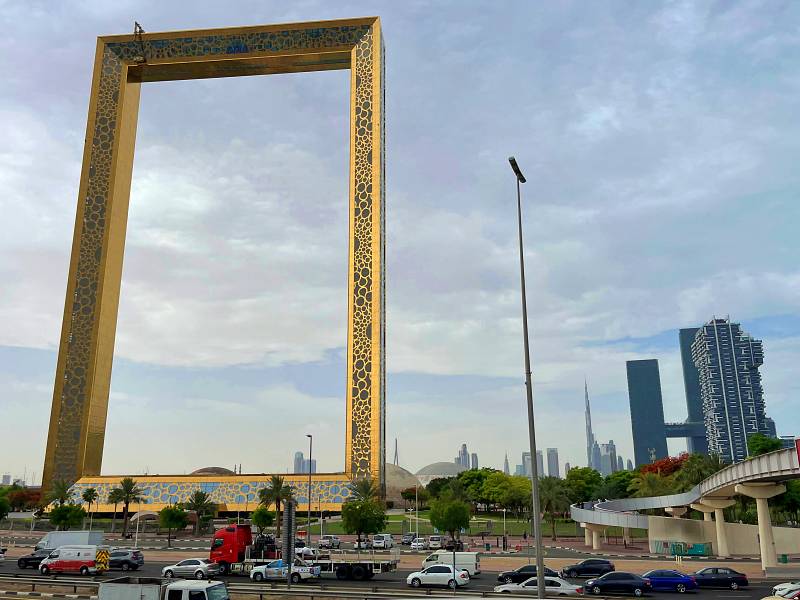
[
  {"xmin": 99, "ymin": 16, "xmax": 379, "ymax": 43},
  {"xmin": 127, "ymin": 50, "xmax": 352, "ymax": 82}
]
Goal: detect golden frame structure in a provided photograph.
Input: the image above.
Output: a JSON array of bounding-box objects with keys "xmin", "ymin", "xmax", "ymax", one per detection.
[{"xmin": 42, "ymin": 17, "xmax": 385, "ymax": 509}]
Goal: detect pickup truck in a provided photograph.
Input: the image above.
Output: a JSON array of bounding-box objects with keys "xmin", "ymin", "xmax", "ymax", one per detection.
[
  {"xmin": 249, "ymin": 559, "xmax": 321, "ymax": 584},
  {"xmin": 99, "ymin": 577, "xmax": 229, "ymax": 600}
]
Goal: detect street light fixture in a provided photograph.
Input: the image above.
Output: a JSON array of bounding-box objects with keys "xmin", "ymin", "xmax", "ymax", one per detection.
[
  {"xmin": 508, "ymin": 156, "xmax": 546, "ymax": 600},
  {"xmin": 306, "ymin": 434, "xmax": 313, "ymax": 547}
]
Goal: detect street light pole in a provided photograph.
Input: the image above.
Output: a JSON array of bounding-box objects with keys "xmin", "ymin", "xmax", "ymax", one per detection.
[
  {"xmin": 508, "ymin": 156, "xmax": 546, "ymax": 600},
  {"xmin": 306, "ymin": 434, "xmax": 313, "ymax": 547}
]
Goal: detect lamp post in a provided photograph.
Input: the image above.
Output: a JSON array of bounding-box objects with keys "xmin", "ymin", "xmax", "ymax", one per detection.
[
  {"xmin": 306, "ymin": 434, "xmax": 313, "ymax": 546},
  {"xmin": 508, "ymin": 156, "xmax": 546, "ymax": 600},
  {"xmin": 415, "ymin": 484, "xmax": 419, "ymax": 540}
]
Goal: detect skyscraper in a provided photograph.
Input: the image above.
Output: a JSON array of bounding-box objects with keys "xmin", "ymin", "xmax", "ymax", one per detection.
[
  {"xmin": 503, "ymin": 453, "xmax": 510, "ymax": 475},
  {"xmin": 617, "ymin": 455, "xmax": 624, "ymax": 472},
  {"xmin": 692, "ymin": 317, "xmax": 772, "ymax": 463},
  {"xmin": 521, "ymin": 452, "xmax": 532, "ymax": 476},
  {"xmin": 679, "ymin": 327, "xmax": 708, "ymax": 454},
  {"xmin": 626, "ymin": 459, "xmax": 633, "ymax": 471},
  {"xmin": 591, "ymin": 441, "xmax": 601, "ymax": 473},
  {"xmin": 626, "ymin": 359, "xmax": 669, "ymax": 467},
  {"xmin": 455, "ymin": 444, "xmax": 470, "ymax": 468},
  {"xmin": 547, "ymin": 448, "xmax": 559, "ymax": 478},
  {"xmin": 471, "ymin": 453, "xmax": 479, "ymax": 470},
  {"xmin": 536, "ymin": 450, "xmax": 544, "ymax": 477},
  {"xmin": 564, "ymin": 462, "xmax": 571, "ymax": 474},
  {"xmin": 584, "ymin": 380, "xmax": 598, "ymax": 470},
  {"xmin": 599, "ymin": 440, "xmax": 617, "ymax": 476},
  {"xmin": 293, "ymin": 451, "xmax": 304, "ymax": 473}
]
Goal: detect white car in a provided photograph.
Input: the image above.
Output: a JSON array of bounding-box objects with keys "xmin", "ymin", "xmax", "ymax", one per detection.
[
  {"xmin": 773, "ymin": 583, "xmax": 800, "ymax": 598},
  {"xmin": 495, "ymin": 576, "xmax": 584, "ymax": 596},
  {"xmin": 411, "ymin": 538, "xmax": 428, "ymax": 551},
  {"xmin": 407, "ymin": 564, "xmax": 469, "ymax": 589},
  {"xmin": 250, "ymin": 559, "xmax": 320, "ymax": 584},
  {"xmin": 428, "ymin": 535, "xmax": 442, "ymax": 550},
  {"xmin": 372, "ymin": 534, "xmax": 394, "ymax": 549},
  {"xmin": 353, "ymin": 539, "xmax": 372, "ymax": 550},
  {"xmin": 319, "ymin": 535, "xmax": 341, "ymax": 549}
]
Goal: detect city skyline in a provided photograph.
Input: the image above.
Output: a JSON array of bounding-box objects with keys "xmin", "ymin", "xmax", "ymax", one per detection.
[{"xmin": 2, "ymin": 2, "xmax": 799, "ymax": 478}]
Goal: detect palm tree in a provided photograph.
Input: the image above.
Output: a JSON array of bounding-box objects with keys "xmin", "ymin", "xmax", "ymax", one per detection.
[
  {"xmin": 538, "ymin": 476, "xmax": 570, "ymax": 540},
  {"xmin": 184, "ymin": 490, "xmax": 216, "ymax": 535},
  {"xmin": 113, "ymin": 477, "xmax": 143, "ymax": 537},
  {"xmin": 81, "ymin": 488, "xmax": 98, "ymax": 528},
  {"xmin": 349, "ymin": 477, "xmax": 380, "ymax": 502},
  {"xmin": 258, "ymin": 475, "xmax": 293, "ymax": 539},
  {"xmin": 675, "ymin": 453, "xmax": 725, "ymax": 491},
  {"xmin": 628, "ymin": 472, "xmax": 675, "ymax": 498},
  {"xmin": 47, "ymin": 480, "xmax": 72, "ymax": 507},
  {"xmin": 108, "ymin": 488, "xmax": 124, "ymax": 533}
]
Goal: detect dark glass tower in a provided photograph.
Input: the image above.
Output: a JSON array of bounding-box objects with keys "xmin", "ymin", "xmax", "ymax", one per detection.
[
  {"xmin": 679, "ymin": 327, "xmax": 708, "ymax": 455},
  {"xmin": 626, "ymin": 359, "xmax": 668, "ymax": 466}
]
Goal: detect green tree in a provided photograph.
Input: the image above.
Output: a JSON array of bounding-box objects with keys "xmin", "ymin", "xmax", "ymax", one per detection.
[
  {"xmin": 50, "ymin": 504, "xmax": 86, "ymax": 531},
  {"xmin": 159, "ymin": 505, "xmax": 188, "ymax": 548},
  {"xmin": 500, "ymin": 476, "xmax": 531, "ymax": 517},
  {"xmin": 81, "ymin": 488, "xmax": 98, "ymax": 525},
  {"xmin": 538, "ymin": 476, "xmax": 570, "ymax": 540},
  {"xmin": 258, "ymin": 475, "xmax": 293, "ymax": 540},
  {"xmin": 426, "ymin": 477, "xmax": 455, "ymax": 499},
  {"xmin": 350, "ymin": 477, "xmax": 380, "ymax": 502},
  {"xmin": 429, "ymin": 498, "xmax": 471, "ymax": 539},
  {"xmin": 457, "ymin": 469, "xmax": 495, "ymax": 508},
  {"xmin": 341, "ymin": 500, "xmax": 386, "ymax": 546},
  {"xmin": 596, "ymin": 470, "xmax": 635, "ymax": 499},
  {"xmin": 674, "ymin": 453, "xmax": 725, "ymax": 491},
  {"xmin": 0, "ymin": 496, "xmax": 10, "ymax": 522},
  {"xmin": 113, "ymin": 477, "xmax": 143, "ymax": 537},
  {"xmin": 775, "ymin": 480, "xmax": 800, "ymax": 524},
  {"xmin": 628, "ymin": 472, "xmax": 676, "ymax": 498},
  {"xmin": 251, "ymin": 506, "xmax": 276, "ymax": 535},
  {"xmin": 442, "ymin": 479, "xmax": 470, "ymax": 503},
  {"xmin": 47, "ymin": 480, "xmax": 72, "ymax": 507},
  {"xmin": 481, "ymin": 471, "xmax": 512, "ymax": 508},
  {"xmin": 747, "ymin": 433, "xmax": 783, "ymax": 457},
  {"xmin": 565, "ymin": 467, "xmax": 602, "ymax": 503},
  {"xmin": 184, "ymin": 491, "xmax": 216, "ymax": 535},
  {"xmin": 108, "ymin": 488, "xmax": 124, "ymax": 533}
]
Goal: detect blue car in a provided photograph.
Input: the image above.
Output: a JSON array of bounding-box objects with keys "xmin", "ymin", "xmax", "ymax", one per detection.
[{"xmin": 642, "ymin": 570, "xmax": 698, "ymax": 593}]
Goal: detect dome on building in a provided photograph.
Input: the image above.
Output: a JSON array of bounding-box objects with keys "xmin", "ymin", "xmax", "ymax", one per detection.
[
  {"xmin": 415, "ymin": 461, "xmax": 466, "ymax": 486},
  {"xmin": 385, "ymin": 463, "xmax": 422, "ymax": 505},
  {"xmin": 190, "ymin": 466, "xmax": 236, "ymax": 476}
]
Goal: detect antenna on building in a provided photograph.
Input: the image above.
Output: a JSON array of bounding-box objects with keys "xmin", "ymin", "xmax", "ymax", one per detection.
[{"xmin": 393, "ymin": 438, "xmax": 399, "ymax": 466}]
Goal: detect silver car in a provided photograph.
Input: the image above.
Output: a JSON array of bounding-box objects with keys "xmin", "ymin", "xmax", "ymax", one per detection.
[{"xmin": 162, "ymin": 558, "xmax": 222, "ymax": 579}]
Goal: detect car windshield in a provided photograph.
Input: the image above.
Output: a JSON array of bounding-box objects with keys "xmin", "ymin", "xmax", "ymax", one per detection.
[{"xmin": 206, "ymin": 584, "xmax": 229, "ymax": 600}]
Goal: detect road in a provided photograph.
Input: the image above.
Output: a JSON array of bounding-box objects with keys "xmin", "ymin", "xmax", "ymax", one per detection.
[{"xmin": 0, "ymin": 555, "xmax": 780, "ymax": 600}]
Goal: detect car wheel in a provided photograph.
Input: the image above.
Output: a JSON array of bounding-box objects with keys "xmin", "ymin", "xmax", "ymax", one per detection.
[
  {"xmin": 40, "ymin": 565, "xmax": 49, "ymax": 575},
  {"xmin": 17, "ymin": 559, "xmax": 26, "ymax": 569},
  {"xmin": 411, "ymin": 578, "xmax": 421, "ymax": 588},
  {"xmin": 570, "ymin": 570, "xmax": 579, "ymax": 578},
  {"xmin": 80, "ymin": 566, "xmax": 89, "ymax": 576},
  {"xmin": 253, "ymin": 572, "xmax": 263, "ymax": 581},
  {"xmin": 218, "ymin": 563, "xmax": 229, "ymax": 576},
  {"xmin": 730, "ymin": 582, "xmax": 739, "ymax": 591},
  {"xmin": 503, "ymin": 577, "xmax": 513, "ymax": 584},
  {"xmin": 676, "ymin": 584, "xmax": 686, "ymax": 593},
  {"xmin": 291, "ymin": 573, "xmax": 301, "ymax": 584},
  {"xmin": 634, "ymin": 587, "xmax": 643, "ymax": 597},
  {"xmin": 592, "ymin": 586, "xmax": 601, "ymax": 595},
  {"xmin": 448, "ymin": 580, "xmax": 456, "ymax": 589},
  {"xmin": 121, "ymin": 563, "xmax": 130, "ymax": 572},
  {"xmin": 164, "ymin": 570, "xmax": 174, "ymax": 578},
  {"xmin": 195, "ymin": 570, "xmax": 205, "ymax": 580}
]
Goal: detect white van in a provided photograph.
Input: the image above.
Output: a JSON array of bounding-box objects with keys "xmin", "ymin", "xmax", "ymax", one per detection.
[
  {"xmin": 39, "ymin": 545, "xmax": 108, "ymax": 575},
  {"xmin": 422, "ymin": 551, "xmax": 480, "ymax": 576},
  {"xmin": 428, "ymin": 535, "xmax": 442, "ymax": 550},
  {"xmin": 372, "ymin": 533, "xmax": 394, "ymax": 549}
]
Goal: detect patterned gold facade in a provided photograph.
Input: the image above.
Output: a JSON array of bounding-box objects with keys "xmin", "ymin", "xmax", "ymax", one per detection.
[{"xmin": 42, "ymin": 18, "xmax": 386, "ymax": 504}]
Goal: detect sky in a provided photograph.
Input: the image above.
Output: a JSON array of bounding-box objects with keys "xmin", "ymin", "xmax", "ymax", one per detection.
[{"xmin": 1, "ymin": 1, "xmax": 799, "ymax": 484}]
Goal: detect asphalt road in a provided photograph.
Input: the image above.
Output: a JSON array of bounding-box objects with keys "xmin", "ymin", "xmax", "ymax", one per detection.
[{"xmin": 1, "ymin": 558, "xmax": 778, "ymax": 600}]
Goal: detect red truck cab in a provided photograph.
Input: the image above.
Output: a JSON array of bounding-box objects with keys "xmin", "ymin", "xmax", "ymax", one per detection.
[{"xmin": 210, "ymin": 524, "xmax": 252, "ymax": 574}]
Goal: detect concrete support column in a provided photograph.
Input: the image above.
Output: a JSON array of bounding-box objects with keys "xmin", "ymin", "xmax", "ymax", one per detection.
[
  {"xmin": 584, "ymin": 523, "xmax": 604, "ymax": 550},
  {"xmin": 690, "ymin": 502, "xmax": 715, "ymax": 522},
  {"xmin": 623, "ymin": 527, "xmax": 631, "ymax": 546},
  {"xmin": 665, "ymin": 506, "xmax": 687, "ymax": 518},
  {"xmin": 703, "ymin": 512, "xmax": 712, "ymax": 522},
  {"xmin": 735, "ymin": 483, "xmax": 786, "ymax": 571},
  {"xmin": 700, "ymin": 498, "xmax": 735, "ymax": 558},
  {"xmin": 592, "ymin": 529, "xmax": 601, "ymax": 550},
  {"xmin": 582, "ymin": 524, "xmax": 591, "ymax": 547}
]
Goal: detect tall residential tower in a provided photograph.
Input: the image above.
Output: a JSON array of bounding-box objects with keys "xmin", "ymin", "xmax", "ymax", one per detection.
[{"xmin": 692, "ymin": 317, "xmax": 771, "ymax": 463}]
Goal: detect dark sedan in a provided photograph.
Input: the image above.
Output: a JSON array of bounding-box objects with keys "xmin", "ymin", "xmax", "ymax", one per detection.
[
  {"xmin": 586, "ymin": 572, "xmax": 652, "ymax": 597},
  {"xmin": 498, "ymin": 564, "xmax": 559, "ymax": 584},
  {"xmin": 693, "ymin": 567, "xmax": 748, "ymax": 590},
  {"xmin": 17, "ymin": 549, "xmax": 53, "ymax": 569},
  {"xmin": 642, "ymin": 570, "xmax": 697, "ymax": 593},
  {"xmin": 561, "ymin": 559, "xmax": 615, "ymax": 578}
]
